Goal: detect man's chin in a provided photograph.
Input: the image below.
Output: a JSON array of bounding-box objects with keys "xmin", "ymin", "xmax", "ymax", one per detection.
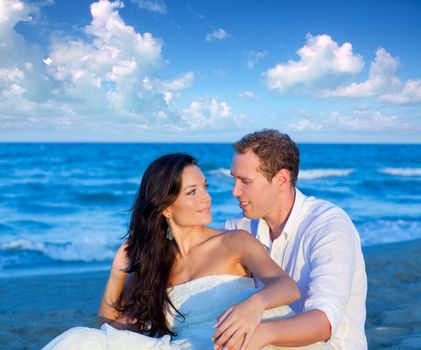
[{"xmin": 242, "ymin": 209, "xmax": 260, "ymax": 220}]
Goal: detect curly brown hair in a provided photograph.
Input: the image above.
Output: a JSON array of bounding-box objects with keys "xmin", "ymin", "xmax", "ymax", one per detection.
[{"xmin": 233, "ymin": 129, "xmax": 300, "ymax": 186}]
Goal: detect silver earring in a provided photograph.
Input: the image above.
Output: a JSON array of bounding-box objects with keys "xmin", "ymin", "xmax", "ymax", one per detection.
[{"xmin": 166, "ymin": 217, "xmax": 174, "ymax": 240}]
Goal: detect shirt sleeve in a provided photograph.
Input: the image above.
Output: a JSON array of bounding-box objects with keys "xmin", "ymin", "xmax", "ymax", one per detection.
[{"xmin": 303, "ymin": 212, "xmax": 358, "ymax": 338}]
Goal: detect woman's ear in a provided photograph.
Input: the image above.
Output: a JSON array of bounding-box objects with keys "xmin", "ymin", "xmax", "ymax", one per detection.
[{"xmin": 162, "ymin": 207, "xmax": 172, "ymax": 220}]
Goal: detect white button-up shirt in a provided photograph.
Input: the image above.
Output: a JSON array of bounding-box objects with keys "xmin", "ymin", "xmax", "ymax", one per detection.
[{"xmin": 224, "ymin": 189, "xmax": 367, "ymax": 350}]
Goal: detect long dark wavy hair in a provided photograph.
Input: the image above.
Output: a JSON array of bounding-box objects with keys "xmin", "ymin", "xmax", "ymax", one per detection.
[{"xmin": 114, "ymin": 153, "xmax": 198, "ymax": 336}]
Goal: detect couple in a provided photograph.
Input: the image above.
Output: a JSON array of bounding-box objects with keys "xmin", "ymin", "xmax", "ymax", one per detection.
[{"xmin": 44, "ymin": 130, "xmax": 367, "ymax": 350}]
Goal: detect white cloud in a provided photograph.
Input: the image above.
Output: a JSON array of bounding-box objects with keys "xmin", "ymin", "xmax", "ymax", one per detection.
[
  {"xmin": 0, "ymin": 67, "xmax": 24, "ymax": 81},
  {"xmin": 289, "ymin": 118, "xmax": 323, "ymax": 131},
  {"xmin": 244, "ymin": 50, "xmax": 266, "ymax": 70},
  {"xmin": 0, "ymin": 0, "xmax": 32, "ymax": 30},
  {"xmin": 152, "ymin": 72, "xmax": 194, "ymax": 106},
  {"xmin": 212, "ymin": 68, "xmax": 229, "ymax": 78},
  {"xmin": 130, "ymin": 0, "xmax": 167, "ymax": 14},
  {"xmin": 205, "ymin": 28, "xmax": 231, "ymax": 42},
  {"xmin": 330, "ymin": 110, "xmax": 410, "ymax": 131},
  {"xmin": 327, "ymin": 48, "xmax": 401, "ymax": 97},
  {"xmin": 380, "ymin": 80, "xmax": 421, "ymax": 104},
  {"xmin": 40, "ymin": 0, "xmax": 165, "ymax": 117},
  {"xmin": 322, "ymin": 48, "xmax": 421, "ymax": 105},
  {"xmin": 0, "ymin": 1, "xmax": 241, "ymax": 137},
  {"xmin": 265, "ymin": 34, "xmax": 364, "ymax": 93},
  {"xmin": 3, "ymin": 83, "xmax": 25, "ymax": 96},
  {"xmin": 42, "ymin": 57, "xmax": 52, "ymax": 65},
  {"xmin": 0, "ymin": 0, "xmax": 53, "ymax": 105},
  {"xmin": 181, "ymin": 97, "xmax": 242, "ymax": 129},
  {"xmin": 238, "ymin": 90, "xmax": 257, "ymax": 100},
  {"xmin": 265, "ymin": 35, "xmax": 421, "ymax": 105},
  {"xmin": 288, "ymin": 109, "xmax": 411, "ymax": 133},
  {"xmin": 156, "ymin": 71, "xmax": 194, "ymax": 91}
]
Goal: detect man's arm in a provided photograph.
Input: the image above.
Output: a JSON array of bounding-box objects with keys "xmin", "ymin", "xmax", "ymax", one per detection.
[
  {"xmin": 254, "ymin": 213, "xmax": 362, "ymax": 348},
  {"xmin": 249, "ymin": 310, "xmax": 331, "ymax": 348},
  {"xmin": 212, "ymin": 231, "xmax": 300, "ymax": 350}
]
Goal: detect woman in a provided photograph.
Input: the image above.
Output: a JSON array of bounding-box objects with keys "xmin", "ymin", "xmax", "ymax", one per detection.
[{"xmin": 43, "ymin": 153, "xmax": 326, "ymax": 350}]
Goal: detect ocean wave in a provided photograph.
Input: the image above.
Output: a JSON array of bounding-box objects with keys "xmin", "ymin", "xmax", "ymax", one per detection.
[
  {"xmin": 358, "ymin": 219, "xmax": 421, "ymax": 246},
  {"xmin": 73, "ymin": 191, "xmax": 124, "ymax": 203},
  {"xmin": 208, "ymin": 168, "xmax": 231, "ymax": 177},
  {"xmin": 379, "ymin": 168, "xmax": 421, "ymax": 177},
  {"xmin": 208, "ymin": 168, "xmax": 355, "ymax": 181},
  {"xmin": 299, "ymin": 169, "xmax": 354, "ymax": 180},
  {"xmin": 70, "ymin": 177, "xmax": 140, "ymax": 186},
  {"xmin": 1, "ymin": 237, "xmax": 116, "ymax": 263},
  {"xmin": 2, "ymin": 239, "xmax": 44, "ymax": 251}
]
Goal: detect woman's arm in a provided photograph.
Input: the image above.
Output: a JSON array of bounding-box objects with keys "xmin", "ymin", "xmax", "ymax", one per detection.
[
  {"xmin": 98, "ymin": 243, "xmax": 129, "ymax": 324},
  {"xmin": 213, "ymin": 230, "xmax": 300, "ymax": 350}
]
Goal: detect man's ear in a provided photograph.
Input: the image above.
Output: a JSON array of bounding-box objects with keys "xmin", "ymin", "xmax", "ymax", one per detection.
[{"xmin": 273, "ymin": 169, "xmax": 291, "ymax": 191}]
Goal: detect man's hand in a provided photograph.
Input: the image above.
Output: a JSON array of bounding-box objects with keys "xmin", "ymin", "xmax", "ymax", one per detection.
[{"xmin": 212, "ymin": 293, "xmax": 267, "ymax": 350}]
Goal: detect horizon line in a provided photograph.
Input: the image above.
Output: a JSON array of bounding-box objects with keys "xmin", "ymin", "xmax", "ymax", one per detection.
[{"xmin": 1, "ymin": 141, "xmax": 420, "ymax": 145}]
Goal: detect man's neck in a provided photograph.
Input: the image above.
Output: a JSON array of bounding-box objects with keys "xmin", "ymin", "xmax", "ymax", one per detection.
[{"xmin": 264, "ymin": 187, "xmax": 296, "ymax": 241}]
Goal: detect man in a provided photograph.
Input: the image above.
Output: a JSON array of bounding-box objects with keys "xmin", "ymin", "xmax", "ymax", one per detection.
[{"xmin": 215, "ymin": 129, "xmax": 367, "ymax": 350}]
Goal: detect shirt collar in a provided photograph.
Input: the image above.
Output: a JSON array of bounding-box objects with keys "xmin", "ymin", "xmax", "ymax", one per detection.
[
  {"xmin": 282, "ymin": 188, "xmax": 306, "ymax": 241},
  {"xmin": 255, "ymin": 188, "xmax": 307, "ymax": 246},
  {"xmin": 255, "ymin": 219, "xmax": 271, "ymax": 249}
]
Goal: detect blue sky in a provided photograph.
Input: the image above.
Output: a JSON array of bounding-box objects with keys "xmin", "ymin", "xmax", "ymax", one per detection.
[{"xmin": 1, "ymin": 0, "xmax": 420, "ymax": 142}]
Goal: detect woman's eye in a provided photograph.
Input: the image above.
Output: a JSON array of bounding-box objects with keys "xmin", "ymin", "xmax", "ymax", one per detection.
[{"xmin": 187, "ymin": 189, "xmax": 196, "ymax": 195}]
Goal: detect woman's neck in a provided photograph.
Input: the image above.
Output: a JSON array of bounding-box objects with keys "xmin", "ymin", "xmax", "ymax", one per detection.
[{"xmin": 172, "ymin": 225, "xmax": 209, "ymax": 258}]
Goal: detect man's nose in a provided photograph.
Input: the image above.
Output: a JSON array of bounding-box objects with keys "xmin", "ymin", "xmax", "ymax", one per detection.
[{"xmin": 232, "ymin": 180, "xmax": 241, "ymax": 197}]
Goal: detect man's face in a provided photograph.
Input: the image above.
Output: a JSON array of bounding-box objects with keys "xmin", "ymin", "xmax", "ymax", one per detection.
[{"xmin": 230, "ymin": 150, "xmax": 278, "ymax": 219}]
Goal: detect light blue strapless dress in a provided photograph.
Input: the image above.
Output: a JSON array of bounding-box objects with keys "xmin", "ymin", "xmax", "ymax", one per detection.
[{"xmin": 43, "ymin": 275, "xmax": 328, "ymax": 349}]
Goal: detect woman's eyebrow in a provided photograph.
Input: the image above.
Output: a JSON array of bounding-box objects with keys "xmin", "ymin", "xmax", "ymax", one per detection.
[
  {"xmin": 182, "ymin": 184, "xmax": 197, "ymax": 191},
  {"xmin": 183, "ymin": 178, "xmax": 207, "ymax": 191}
]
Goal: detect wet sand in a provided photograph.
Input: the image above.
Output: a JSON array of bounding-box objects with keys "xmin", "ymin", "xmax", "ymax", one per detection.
[{"xmin": 1, "ymin": 239, "xmax": 421, "ymax": 349}]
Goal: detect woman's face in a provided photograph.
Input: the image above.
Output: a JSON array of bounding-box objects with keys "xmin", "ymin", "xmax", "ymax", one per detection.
[{"xmin": 168, "ymin": 165, "xmax": 212, "ymax": 228}]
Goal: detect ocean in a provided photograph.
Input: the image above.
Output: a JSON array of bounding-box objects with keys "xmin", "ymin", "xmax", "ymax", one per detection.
[{"xmin": 0, "ymin": 143, "xmax": 420, "ymax": 278}]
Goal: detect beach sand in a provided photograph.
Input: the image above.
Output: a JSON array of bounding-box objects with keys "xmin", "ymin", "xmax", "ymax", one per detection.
[
  {"xmin": 364, "ymin": 239, "xmax": 421, "ymax": 349},
  {"xmin": 1, "ymin": 239, "xmax": 421, "ymax": 349}
]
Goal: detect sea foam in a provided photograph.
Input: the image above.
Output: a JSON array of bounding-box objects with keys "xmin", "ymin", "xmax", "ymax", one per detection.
[
  {"xmin": 208, "ymin": 168, "xmax": 231, "ymax": 177},
  {"xmin": 209, "ymin": 168, "xmax": 355, "ymax": 180},
  {"xmin": 1, "ymin": 237, "xmax": 116, "ymax": 263},
  {"xmin": 299, "ymin": 169, "xmax": 354, "ymax": 180},
  {"xmin": 379, "ymin": 168, "xmax": 421, "ymax": 177}
]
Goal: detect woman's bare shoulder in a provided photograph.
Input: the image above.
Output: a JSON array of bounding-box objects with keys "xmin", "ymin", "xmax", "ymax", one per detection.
[
  {"xmin": 218, "ymin": 229, "xmax": 257, "ymax": 246},
  {"xmin": 201, "ymin": 228, "xmax": 260, "ymax": 252}
]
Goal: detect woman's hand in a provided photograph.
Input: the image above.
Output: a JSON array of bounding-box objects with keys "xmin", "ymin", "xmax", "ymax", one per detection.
[
  {"xmin": 111, "ymin": 242, "xmax": 129, "ymax": 274},
  {"xmin": 244, "ymin": 323, "xmax": 270, "ymax": 350},
  {"xmin": 98, "ymin": 242, "xmax": 129, "ymax": 323},
  {"xmin": 212, "ymin": 293, "xmax": 267, "ymax": 350}
]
